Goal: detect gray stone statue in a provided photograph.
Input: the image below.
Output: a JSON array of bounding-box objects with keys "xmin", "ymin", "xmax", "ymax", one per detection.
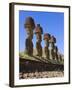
[
  {"xmin": 58, "ymin": 54, "xmax": 63, "ymax": 62},
  {"xmin": 35, "ymin": 24, "xmax": 43, "ymax": 57},
  {"xmin": 24, "ymin": 17, "xmax": 35, "ymax": 56},
  {"xmin": 54, "ymin": 46, "xmax": 58, "ymax": 60},
  {"xmin": 49, "ymin": 36, "xmax": 56, "ymax": 60},
  {"xmin": 43, "ymin": 33, "xmax": 51, "ymax": 59}
]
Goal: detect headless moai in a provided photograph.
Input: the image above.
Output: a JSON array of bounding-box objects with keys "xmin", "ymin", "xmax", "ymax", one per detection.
[
  {"xmin": 43, "ymin": 33, "xmax": 51, "ymax": 59},
  {"xmin": 35, "ymin": 24, "xmax": 43, "ymax": 57},
  {"xmin": 24, "ymin": 17, "xmax": 35, "ymax": 56},
  {"xmin": 49, "ymin": 36, "xmax": 56, "ymax": 60}
]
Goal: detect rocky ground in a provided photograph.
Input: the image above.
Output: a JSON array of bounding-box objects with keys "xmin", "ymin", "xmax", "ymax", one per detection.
[
  {"xmin": 19, "ymin": 71, "xmax": 64, "ymax": 79},
  {"xmin": 19, "ymin": 50, "xmax": 64, "ymax": 79}
]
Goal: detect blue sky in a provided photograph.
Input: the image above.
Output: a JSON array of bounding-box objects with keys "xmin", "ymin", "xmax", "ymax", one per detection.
[{"xmin": 19, "ymin": 10, "xmax": 64, "ymax": 54}]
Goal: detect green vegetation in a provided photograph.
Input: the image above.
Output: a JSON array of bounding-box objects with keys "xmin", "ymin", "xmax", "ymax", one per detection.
[
  {"xmin": 19, "ymin": 51, "xmax": 64, "ymax": 65},
  {"xmin": 19, "ymin": 51, "xmax": 35, "ymax": 60}
]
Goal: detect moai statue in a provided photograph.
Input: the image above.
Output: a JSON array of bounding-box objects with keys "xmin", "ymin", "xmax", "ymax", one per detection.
[
  {"xmin": 54, "ymin": 46, "xmax": 58, "ymax": 60},
  {"xmin": 24, "ymin": 17, "xmax": 35, "ymax": 56},
  {"xmin": 59, "ymin": 55, "xmax": 63, "ymax": 62},
  {"xmin": 58, "ymin": 53, "xmax": 61, "ymax": 62},
  {"xmin": 35, "ymin": 24, "xmax": 43, "ymax": 57},
  {"xmin": 43, "ymin": 33, "xmax": 51, "ymax": 59},
  {"xmin": 49, "ymin": 36, "xmax": 56, "ymax": 60},
  {"xmin": 62, "ymin": 55, "xmax": 64, "ymax": 62},
  {"xmin": 58, "ymin": 53, "xmax": 63, "ymax": 62}
]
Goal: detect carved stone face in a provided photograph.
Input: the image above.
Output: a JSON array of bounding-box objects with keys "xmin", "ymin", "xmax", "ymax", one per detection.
[
  {"xmin": 26, "ymin": 29, "xmax": 33, "ymax": 39},
  {"xmin": 36, "ymin": 33, "xmax": 41, "ymax": 42},
  {"xmin": 50, "ymin": 36, "xmax": 56, "ymax": 43},
  {"xmin": 44, "ymin": 39, "xmax": 49, "ymax": 47},
  {"xmin": 24, "ymin": 17, "xmax": 35, "ymax": 30},
  {"xmin": 24, "ymin": 17, "xmax": 35, "ymax": 40},
  {"xmin": 43, "ymin": 33, "xmax": 51, "ymax": 47}
]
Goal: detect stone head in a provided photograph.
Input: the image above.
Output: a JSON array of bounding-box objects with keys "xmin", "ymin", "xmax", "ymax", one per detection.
[
  {"xmin": 24, "ymin": 17, "xmax": 35, "ymax": 30},
  {"xmin": 43, "ymin": 33, "xmax": 51, "ymax": 46},
  {"xmin": 50, "ymin": 36, "xmax": 56, "ymax": 43},
  {"xmin": 35, "ymin": 24, "xmax": 43, "ymax": 42}
]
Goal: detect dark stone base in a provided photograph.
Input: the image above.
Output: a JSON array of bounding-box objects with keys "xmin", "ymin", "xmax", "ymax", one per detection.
[{"xmin": 19, "ymin": 58, "xmax": 64, "ymax": 73}]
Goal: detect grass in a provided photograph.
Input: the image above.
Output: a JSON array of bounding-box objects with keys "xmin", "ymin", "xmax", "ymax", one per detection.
[
  {"xmin": 19, "ymin": 52, "xmax": 35, "ymax": 60},
  {"xmin": 19, "ymin": 51, "xmax": 64, "ymax": 65}
]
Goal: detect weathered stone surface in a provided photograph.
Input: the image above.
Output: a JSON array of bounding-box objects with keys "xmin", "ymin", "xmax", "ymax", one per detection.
[
  {"xmin": 24, "ymin": 17, "xmax": 35, "ymax": 56},
  {"xmin": 49, "ymin": 36, "xmax": 56, "ymax": 60},
  {"xmin": 43, "ymin": 33, "xmax": 51, "ymax": 59},
  {"xmin": 20, "ymin": 18, "xmax": 64, "ymax": 80},
  {"xmin": 25, "ymin": 38, "xmax": 33, "ymax": 55},
  {"xmin": 24, "ymin": 17, "xmax": 35, "ymax": 30},
  {"xmin": 35, "ymin": 24, "xmax": 43, "ymax": 57},
  {"xmin": 54, "ymin": 46, "xmax": 58, "ymax": 60}
]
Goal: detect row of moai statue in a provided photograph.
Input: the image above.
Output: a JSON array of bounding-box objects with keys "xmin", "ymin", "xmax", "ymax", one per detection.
[{"xmin": 24, "ymin": 17, "xmax": 63, "ymax": 61}]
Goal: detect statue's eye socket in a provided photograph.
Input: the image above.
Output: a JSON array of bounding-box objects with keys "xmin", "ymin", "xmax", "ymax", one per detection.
[{"xmin": 27, "ymin": 26, "xmax": 31, "ymax": 28}]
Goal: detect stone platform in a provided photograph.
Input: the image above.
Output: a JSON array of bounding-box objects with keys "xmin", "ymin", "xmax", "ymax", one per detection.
[{"xmin": 19, "ymin": 55, "xmax": 64, "ymax": 73}]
